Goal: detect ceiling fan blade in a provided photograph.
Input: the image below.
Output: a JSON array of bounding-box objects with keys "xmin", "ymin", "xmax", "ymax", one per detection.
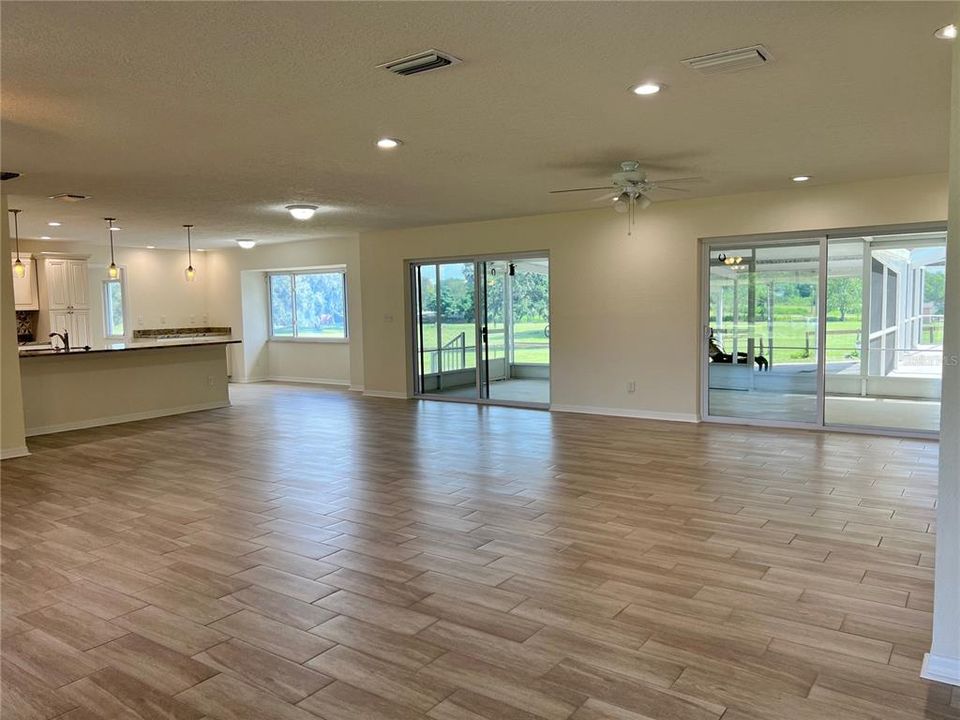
[
  {"xmin": 653, "ymin": 185, "xmax": 692, "ymax": 192},
  {"xmin": 650, "ymin": 176, "xmax": 706, "ymax": 184},
  {"xmin": 548, "ymin": 186, "xmax": 616, "ymax": 194}
]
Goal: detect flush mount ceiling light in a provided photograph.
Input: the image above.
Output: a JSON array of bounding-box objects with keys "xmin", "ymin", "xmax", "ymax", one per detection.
[
  {"xmin": 792, "ymin": 175, "xmax": 812, "ymax": 182},
  {"xmin": 105, "ymin": 217, "xmax": 120, "ymax": 279},
  {"xmin": 183, "ymin": 224, "xmax": 197, "ymax": 282},
  {"xmin": 236, "ymin": 240, "xmax": 257, "ymax": 249},
  {"xmin": 146, "ymin": 245, "xmax": 155, "ymax": 249},
  {"xmin": 8, "ymin": 208, "xmax": 25, "ymax": 278},
  {"xmin": 40, "ymin": 235, "xmax": 51, "ymax": 240},
  {"xmin": 48, "ymin": 221, "xmax": 62, "ymax": 226},
  {"xmin": 630, "ymin": 82, "xmax": 662, "ymax": 96},
  {"xmin": 286, "ymin": 204, "xmax": 319, "ymax": 220},
  {"xmin": 376, "ymin": 137, "xmax": 402, "ymax": 149},
  {"xmin": 934, "ymin": 23, "xmax": 957, "ymax": 40}
]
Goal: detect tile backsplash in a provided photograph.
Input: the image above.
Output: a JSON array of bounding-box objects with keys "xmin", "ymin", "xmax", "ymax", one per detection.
[{"xmin": 133, "ymin": 326, "xmax": 231, "ymax": 339}]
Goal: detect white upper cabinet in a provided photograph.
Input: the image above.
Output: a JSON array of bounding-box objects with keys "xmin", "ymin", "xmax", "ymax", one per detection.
[
  {"xmin": 11, "ymin": 254, "xmax": 39, "ymax": 310},
  {"xmin": 67, "ymin": 260, "xmax": 89, "ymax": 309},
  {"xmin": 43, "ymin": 257, "xmax": 89, "ymax": 310}
]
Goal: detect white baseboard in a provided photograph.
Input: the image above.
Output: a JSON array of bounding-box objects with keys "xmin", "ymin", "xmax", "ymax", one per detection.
[
  {"xmin": 230, "ymin": 376, "xmax": 267, "ymax": 384},
  {"xmin": 349, "ymin": 385, "xmax": 365, "ymax": 392},
  {"xmin": 0, "ymin": 445, "xmax": 31, "ymax": 460},
  {"xmin": 266, "ymin": 376, "xmax": 350, "ymax": 387},
  {"xmin": 25, "ymin": 401, "xmax": 231, "ymax": 437},
  {"xmin": 362, "ymin": 390, "xmax": 409, "ymax": 399},
  {"xmin": 922, "ymin": 653, "xmax": 960, "ymax": 687},
  {"xmin": 550, "ymin": 404, "xmax": 699, "ymax": 423}
]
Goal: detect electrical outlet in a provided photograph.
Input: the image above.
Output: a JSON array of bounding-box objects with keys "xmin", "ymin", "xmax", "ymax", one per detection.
[
  {"xmin": 627, "ymin": 381, "xmax": 637, "ymax": 393},
  {"xmin": 384, "ymin": 314, "xmax": 394, "ymax": 323}
]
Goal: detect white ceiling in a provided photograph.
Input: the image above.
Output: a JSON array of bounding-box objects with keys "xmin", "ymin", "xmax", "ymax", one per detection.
[{"xmin": 1, "ymin": 2, "xmax": 954, "ymax": 249}]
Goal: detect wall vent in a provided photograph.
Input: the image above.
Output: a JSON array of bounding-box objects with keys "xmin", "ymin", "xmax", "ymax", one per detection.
[
  {"xmin": 378, "ymin": 49, "xmax": 461, "ymax": 76},
  {"xmin": 682, "ymin": 45, "xmax": 772, "ymax": 75}
]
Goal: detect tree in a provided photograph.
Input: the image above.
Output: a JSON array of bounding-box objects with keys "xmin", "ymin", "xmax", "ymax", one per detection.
[{"xmin": 827, "ymin": 277, "xmax": 862, "ymax": 322}]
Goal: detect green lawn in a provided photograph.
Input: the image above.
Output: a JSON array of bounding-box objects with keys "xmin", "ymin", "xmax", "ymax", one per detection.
[{"xmin": 419, "ymin": 320, "xmax": 549, "ymax": 371}]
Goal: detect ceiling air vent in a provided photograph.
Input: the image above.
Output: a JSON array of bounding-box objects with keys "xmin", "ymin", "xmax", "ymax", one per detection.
[
  {"xmin": 378, "ymin": 49, "xmax": 461, "ymax": 76},
  {"xmin": 48, "ymin": 193, "xmax": 90, "ymax": 202},
  {"xmin": 682, "ymin": 45, "xmax": 772, "ymax": 75}
]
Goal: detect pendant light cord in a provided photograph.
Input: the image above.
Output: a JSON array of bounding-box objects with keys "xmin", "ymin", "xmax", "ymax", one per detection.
[
  {"xmin": 106, "ymin": 218, "xmax": 116, "ymax": 265},
  {"xmin": 10, "ymin": 209, "xmax": 22, "ymax": 259}
]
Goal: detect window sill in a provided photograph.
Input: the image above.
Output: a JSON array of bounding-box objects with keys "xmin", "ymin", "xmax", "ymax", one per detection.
[{"xmin": 268, "ymin": 337, "xmax": 349, "ymax": 344}]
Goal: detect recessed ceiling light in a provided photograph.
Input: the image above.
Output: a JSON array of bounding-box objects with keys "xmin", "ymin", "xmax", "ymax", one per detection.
[
  {"xmin": 792, "ymin": 175, "xmax": 811, "ymax": 182},
  {"xmin": 40, "ymin": 236, "xmax": 51, "ymax": 240},
  {"xmin": 109, "ymin": 226, "xmax": 121, "ymax": 231},
  {"xmin": 376, "ymin": 137, "xmax": 402, "ymax": 149},
  {"xmin": 236, "ymin": 240, "xmax": 257, "ymax": 249},
  {"xmin": 47, "ymin": 221, "xmax": 61, "ymax": 226},
  {"xmin": 146, "ymin": 245, "xmax": 155, "ymax": 249},
  {"xmin": 197, "ymin": 248, "xmax": 206, "ymax": 252},
  {"xmin": 631, "ymin": 82, "xmax": 662, "ymax": 96},
  {"xmin": 934, "ymin": 23, "xmax": 957, "ymax": 40},
  {"xmin": 286, "ymin": 204, "xmax": 319, "ymax": 220}
]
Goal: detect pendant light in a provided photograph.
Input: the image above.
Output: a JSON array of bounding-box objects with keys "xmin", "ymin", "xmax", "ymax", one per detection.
[
  {"xmin": 183, "ymin": 224, "xmax": 196, "ymax": 282},
  {"xmin": 105, "ymin": 217, "xmax": 119, "ymax": 279},
  {"xmin": 9, "ymin": 209, "xmax": 25, "ymax": 278}
]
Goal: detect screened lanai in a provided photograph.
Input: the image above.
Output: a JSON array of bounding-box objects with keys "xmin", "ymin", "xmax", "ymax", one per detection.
[
  {"xmin": 412, "ymin": 257, "xmax": 550, "ymax": 406},
  {"xmin": 705, "ymin": 230, "xmax": 946, "ymax": 432}
]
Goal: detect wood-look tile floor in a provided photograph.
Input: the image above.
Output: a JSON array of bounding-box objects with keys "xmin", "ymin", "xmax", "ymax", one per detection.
[{"xmin": 3, "ymin": 382, "xmax": 958, "ymax": 720}]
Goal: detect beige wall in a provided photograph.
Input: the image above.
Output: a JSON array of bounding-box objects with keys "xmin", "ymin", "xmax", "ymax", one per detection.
[
  {"xmin": 19, "ymin": 344, "xmax": 231, "ymax": 436},
  {"xmin": 1, "ymin": 192, "xmax": 28, "ymax": 458},
  {"xmin": 360, "ymin": 173, "xmax": 948, "ymax": 416},
  {"xmin": 205, "ymin": 236, "xmax": 363, "ymax": 387}
]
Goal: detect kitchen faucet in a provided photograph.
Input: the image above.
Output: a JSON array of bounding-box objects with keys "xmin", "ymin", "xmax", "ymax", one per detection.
[{"xmin": 49, "ymin": 331, "xmax": 70, "ymax": 352}]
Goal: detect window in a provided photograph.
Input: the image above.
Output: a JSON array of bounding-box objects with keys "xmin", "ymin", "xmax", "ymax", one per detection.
[
  {"xmin": 103, "ymin": 279, "xmax": 125, "ymax": 338},
  {"xmin": 269, "ymin": 270, "xmax": 347, "ymax": 340}
]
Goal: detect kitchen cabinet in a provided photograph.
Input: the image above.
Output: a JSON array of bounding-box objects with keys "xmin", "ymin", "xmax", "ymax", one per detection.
[
  {"xmin": 11, "ymin": 254, "xmax": 39, "ymax": 310},
  {"xmin": 48, "ymin": 309, "xmax": 90, "ymax": 349},
  {"xmin": 38, "ymin": 256, "xmax": 92, "ymax": 349},
  {"xmin": 44, "ymin": 258, "xmax": 88, "ymax": 310}
]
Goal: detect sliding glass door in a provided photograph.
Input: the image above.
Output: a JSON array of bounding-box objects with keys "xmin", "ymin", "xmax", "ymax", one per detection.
[
  {"xmin": 411, "ymin": 255, "xmax": 550, "ymax": 407},
  {"xmin": 704, "ymin": 240, "xmax": 823, "ymax": 425},
  {"xmin": 703, "ymin": 228, "xmax": 946, "ymax": 434}
]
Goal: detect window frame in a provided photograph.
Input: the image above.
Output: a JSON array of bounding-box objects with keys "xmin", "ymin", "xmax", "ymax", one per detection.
[
  {"xmin": 102, "ymin": 275, "xmax": 127, "ymax": 339},
  {"xmin": 267, "ymin": 268, "xmax": 349, "ymax": 343}
]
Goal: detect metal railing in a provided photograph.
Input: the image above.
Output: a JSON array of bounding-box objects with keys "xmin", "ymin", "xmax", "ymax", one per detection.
[{"xmin": 441, "ymin": 332, "xmax": 467, "ymax": 372}]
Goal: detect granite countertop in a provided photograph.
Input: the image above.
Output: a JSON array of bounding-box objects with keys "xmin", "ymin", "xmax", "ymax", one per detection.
[{"xmin": 19, "ymin": 335, "xmax": 241, "ymax": 358}]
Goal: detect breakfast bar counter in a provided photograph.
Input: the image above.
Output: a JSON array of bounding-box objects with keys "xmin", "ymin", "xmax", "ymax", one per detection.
[{"xmin": 19, "ymin": 338, "xmax": 240, "ymax": 436}]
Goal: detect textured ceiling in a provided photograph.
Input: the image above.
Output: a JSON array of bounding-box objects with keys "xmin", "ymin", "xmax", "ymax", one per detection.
[{"xmin": 1, "ymin": 1, "xmax": 954, "ymax": 248}]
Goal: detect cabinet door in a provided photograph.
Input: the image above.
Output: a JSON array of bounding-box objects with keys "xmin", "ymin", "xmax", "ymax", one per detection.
[
  {"xmin": 46, "ymin": 259, "xmax": 69, "ymax": 310},
  {"xmin": 12, "ymin": 257, "xmax": 39, "ymax": 310},
  {"xmin": 67, "ymin": 260, "xmax": 89, "ymax": 309},
  {"xmin": 71, "ymin": 311, "xmax": 91, "ymax": 349},
  {"xmin": 48, "ymin": 311, "xmax": 71, "ymax": 347}
]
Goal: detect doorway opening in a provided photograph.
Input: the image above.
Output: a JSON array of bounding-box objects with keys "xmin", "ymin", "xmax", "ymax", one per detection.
[
  {"xmin": 701, "ymin": 227, "xmax": 946, "ymax": 435},
  {"xmin": 411, "ymin": 255, "xmax": 550, "ymax": 407}
]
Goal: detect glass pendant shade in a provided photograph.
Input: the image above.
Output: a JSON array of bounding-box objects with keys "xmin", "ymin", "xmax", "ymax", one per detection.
[
  {"xmin": 108, "ymin": 263, "xmax": 119, "ymax": 279},
  {"xmin": 185, "ymin": 265, "xmax": 196, "ymax": 282},
  {"xmin": 12, "ymin": 259, "xmax": 25, "ymax": 278}
]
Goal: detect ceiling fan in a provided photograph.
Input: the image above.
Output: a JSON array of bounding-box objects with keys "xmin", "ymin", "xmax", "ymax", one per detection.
[{"xmin": 549, "ymin": 161, "xmax": 704, "ymax": 234}]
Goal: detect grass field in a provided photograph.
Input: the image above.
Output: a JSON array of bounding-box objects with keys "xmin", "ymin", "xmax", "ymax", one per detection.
[{"xmin": 419, "ymin": 321, "xmax": 550, "ymax": 371}]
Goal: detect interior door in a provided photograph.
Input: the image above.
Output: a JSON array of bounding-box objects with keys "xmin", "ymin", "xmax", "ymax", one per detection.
[{"xmin": 704, "ymin": 239, "xmax": 824, "ymax": 425}]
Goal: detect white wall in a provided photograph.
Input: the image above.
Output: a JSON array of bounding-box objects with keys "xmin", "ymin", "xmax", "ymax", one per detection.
[
  {"xmin": 1, "ymin": 191, "xmax": 28, "ymax": 458},
  {"xmin": 359, "ymin": 173, "xmax": 948, "ymax": 417},
  {"xmin": 205, "ymin": 236, "xmax": 363, "ymax": 387},
  {"xmin": 923, "ymin": 29, "xmax": 960, "ymax": 688}
]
